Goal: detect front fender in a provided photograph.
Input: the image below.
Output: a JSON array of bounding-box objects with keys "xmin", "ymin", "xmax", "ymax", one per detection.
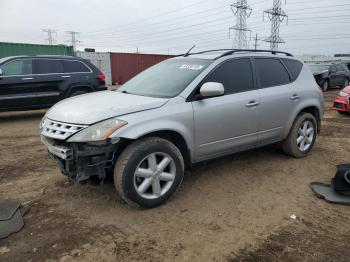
[{"xmin": 111, "ymin": 99, "xmax": 194, "ymax": 157}]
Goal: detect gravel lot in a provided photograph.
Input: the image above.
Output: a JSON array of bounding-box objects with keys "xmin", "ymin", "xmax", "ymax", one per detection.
[{"xmin": 1, "ymin": 89, "xmax": 350, "ymax": 262}]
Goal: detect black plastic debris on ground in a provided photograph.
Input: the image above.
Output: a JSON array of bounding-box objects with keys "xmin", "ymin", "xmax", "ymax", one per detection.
[
  {"xmin": 311, "ymin": 164, "xmax": 350, "ymax": 206},
  {"xmin": 0, "ymin": 200, "xmax": 30, "ymax": 239},
  {"xmin": 311, "ymin": 182, "xmax": 350, "ymax": 205}
]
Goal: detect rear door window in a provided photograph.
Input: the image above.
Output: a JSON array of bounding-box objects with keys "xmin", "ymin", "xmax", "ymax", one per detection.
[
  {"xmin": 0, "ymin": 59, "xmax": 33, "ymax": 76},
  {"xmin": 204, "ymin": 58, "xmax": 254, "ymax": 95},
  {"xmin": 255, "ymin": 58, "xmax": 291, "ymax": 88},
  {"xmin": 282, "ymin": 59, "xmax": 303, "ymax": 81},
  {"xmin": 36, "ymin": 59, "xmax": 64, "ymax": 74},
  {"xmin": 63, "ymin": 60, "xmax": 90, "ymax": 73}
]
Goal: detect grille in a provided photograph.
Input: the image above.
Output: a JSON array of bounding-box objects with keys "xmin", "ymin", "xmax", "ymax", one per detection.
[{"xmin": 41, "ymin": 118, "xmax": 87, "ymax": 140}]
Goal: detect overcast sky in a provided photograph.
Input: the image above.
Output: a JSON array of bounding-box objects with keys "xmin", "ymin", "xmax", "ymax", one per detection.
[{"xmin": 0, "ymin": 0, "xmax": 349, "ymax": 55}]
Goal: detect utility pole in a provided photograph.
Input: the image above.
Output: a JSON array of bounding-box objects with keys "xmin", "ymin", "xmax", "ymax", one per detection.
[
  {"xmin": 66, "ymin": 31, "xmax": 80, "ymax": 51},
  {"xmin": 41, "ymin": 29, "xmax": 56, "ymax": 45},
  {"xmin": 253, "ymin": 33, "xmax": 260, "ymax": 50},
  {"xmin": 229, "ymin": 0, "xmax": 252, "ymax": 49},
  {"xmin": 263, "ymin": 0, "xmax": 288, "ymax": 51}
]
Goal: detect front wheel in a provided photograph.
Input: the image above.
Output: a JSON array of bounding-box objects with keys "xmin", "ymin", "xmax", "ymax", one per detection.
[
  {"xmin": 338, "ymin": 111, "xmax": 349, "ymax": 115},
  {"xmin": 114, "ymin": 137, "xmax": 184, "ymax": 208},
  {"xmin": 321, "ymin": 80, "xmax": 329, "ymax": 92},
  {"xmin": 282, "ymin": 113, "xmax": 317, "ymax": 158}
]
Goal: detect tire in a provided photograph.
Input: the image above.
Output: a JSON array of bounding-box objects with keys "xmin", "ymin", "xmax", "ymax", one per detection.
[
  {"xmin": 338, "ymin": 111, "xmax": 349, "ymax": 115},
  {"xmin": 69, "ymin": 90, "xmax": 88, "ymax": 97},
  {"xmin": 114, "ymin": 137, "xmax": 184, "ymax": 208},
  {"xmin": 321, "ymin": 80, "xmax": 329, "ymax": 92},
  {"xmin": 282, "ymin": 113, "xmax": 317, "ymax": 158}
]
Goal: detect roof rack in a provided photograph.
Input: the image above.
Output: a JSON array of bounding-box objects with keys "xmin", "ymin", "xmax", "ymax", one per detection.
[{"xmin": 181, "ymin": 49, "xmax": 293, "ymax": 59}]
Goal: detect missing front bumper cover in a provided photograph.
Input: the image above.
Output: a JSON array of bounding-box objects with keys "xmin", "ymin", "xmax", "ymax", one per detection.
[{"xmin": 42, "ymin": 136, "xmax": 117, "ymax": 181}]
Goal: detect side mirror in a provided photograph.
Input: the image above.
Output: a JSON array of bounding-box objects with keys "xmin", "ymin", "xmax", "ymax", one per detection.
[{"xmin": 199, "ymin": 82, "xmax": 224, "ymax": 98}]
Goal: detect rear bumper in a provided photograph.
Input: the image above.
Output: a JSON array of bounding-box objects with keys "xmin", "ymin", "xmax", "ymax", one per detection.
[
  {"xmin": 41, "ymin": 135, "xmax": 117, "ymax": 181},
  {"xmin": 333, "ymin": 96, "xmax": 350, "ymax": 112}
]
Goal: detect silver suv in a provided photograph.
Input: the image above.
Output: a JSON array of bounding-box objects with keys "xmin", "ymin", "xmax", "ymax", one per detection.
[{"xmin": 40, "ymin": 50, "xmax": 324, "ymax": 207}]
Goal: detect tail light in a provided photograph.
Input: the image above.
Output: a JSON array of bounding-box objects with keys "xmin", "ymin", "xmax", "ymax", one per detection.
[{"xmin": 98, "ymin": 73, "xmax": 106, "ymax": 82}]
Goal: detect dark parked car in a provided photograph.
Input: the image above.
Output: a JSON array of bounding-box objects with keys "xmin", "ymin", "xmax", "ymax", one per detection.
[
  {"xmin": 308, "ymin": 63, "xmax": 350, "ymax": 92},
  {"xmin": 0, "ymin": 55, "xmax": 107, "ymax": 112}
]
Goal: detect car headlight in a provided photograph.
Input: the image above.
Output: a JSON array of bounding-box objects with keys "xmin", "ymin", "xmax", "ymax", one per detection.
[
  {"xmin": 339, "ymin": 91, "xmax": 350, "ymax": 97},
  {"xmin": 67, "ymin": 118, "xmax": 127, "ymax": 142},
  {"xmin": 39, "ymin": 116, "xmax": 46, "ymax": 131}
]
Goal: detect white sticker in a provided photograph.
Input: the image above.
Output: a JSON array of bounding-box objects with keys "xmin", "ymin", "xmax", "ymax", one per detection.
[{"xmin": 180, "ymin": 64, "xmax": 204, "ymax": 70}]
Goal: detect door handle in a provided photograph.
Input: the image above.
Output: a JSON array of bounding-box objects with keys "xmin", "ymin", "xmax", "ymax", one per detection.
[
  {"xmin": 246, "ymin": 101, "xmax": 259, "ymax": 107},
  {"xmin": 61, "ymin": 75, "xmax": 71, "ymax": 78},
  {"xmin": 290, "ymin": 94, "xmax": 300, "ymax": 101},
  {"xmin": 22, "ymin": 77, "xmax": 33, "ymax": 80}
]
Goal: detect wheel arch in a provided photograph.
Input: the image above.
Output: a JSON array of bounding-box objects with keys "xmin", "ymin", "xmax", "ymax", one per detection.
[
  {"xmin": 285, "ymin": 105, "xmax": 322, "ymax": 138},
  {"xmin": 65, "ymin": 84, "xmax": 94, "ymax": 97},
  {"xmin": 116, "ymin": 130, "xmax": 192, "ymax": 170}
]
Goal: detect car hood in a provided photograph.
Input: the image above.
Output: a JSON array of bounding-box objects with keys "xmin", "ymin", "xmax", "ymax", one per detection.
[{"xmin": 46, "ymin": 90, "xmax": 169, "ymax": 125}]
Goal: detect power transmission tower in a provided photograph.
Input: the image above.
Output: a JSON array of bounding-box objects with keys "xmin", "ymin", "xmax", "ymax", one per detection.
[
  {"xmin": 66, "ymin": 31, "xmax": 80, "ymax": 51},
  {"xmin": 263, "ymin": 0, "xmax": 288, "ymax": 51},
  {"xmin": 253, "ymin": 33, "xmax": 260, "ymax": 50},
  {"xmin": 229, "ymin": 0, "xmax": 252, "ymax": 49},
  {"xmin": 41, "ymin": 29, "xmax": 56, "ymax": 45}
]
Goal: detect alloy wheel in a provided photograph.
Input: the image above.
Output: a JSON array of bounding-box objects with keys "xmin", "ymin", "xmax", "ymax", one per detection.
[
  {"xmin": 133, "ymin": 152, "xmax": 176, "ymax": 199},
  {"xmin": 297, "ymin": 120, "xmax": 315, "ymax": 152}
]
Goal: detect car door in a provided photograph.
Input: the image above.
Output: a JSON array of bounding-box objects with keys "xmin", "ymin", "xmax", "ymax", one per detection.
[
  {"xmin": 328, "ymin": 65, "xmax": 340, "ymax": 87},
  {"xmin": 254, "ymin": 57, "xmax": 298, "ymax": 144},
  {"xmin": 34, "ymin": 58, "xmax": 66, "ymax": 106},
  {"xmin": 192, "ymin": 58, "xmax": 260, "ymax": 159},
  {"xmin": 336, "ymin": 64, "xmax": 346, "ymax": 86},
  {"xmin": 0, "ymin": 58, "xmax": 37, "ymax": 110}
]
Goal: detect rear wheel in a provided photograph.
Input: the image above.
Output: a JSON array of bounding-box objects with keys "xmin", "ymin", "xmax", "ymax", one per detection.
[
  {"xmin": 114, "ymin": 137, "xmax": 184, "ymax": 208},
  {"xmin": 321, "ymin": 80, "xmax": 329, "ymax": 92},
  {"xmin": 282, "ymin": 113, "xmax": 317, "ymax": 158}
]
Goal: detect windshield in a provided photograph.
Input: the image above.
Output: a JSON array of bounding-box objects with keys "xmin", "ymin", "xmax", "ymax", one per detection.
[
  {"xmin": 308, "ymin": 64, "xmax": 330, "ymax": 73},
  {"xmin": 118, "ymin": 58, "xmax": 212, "ymax": 98}
]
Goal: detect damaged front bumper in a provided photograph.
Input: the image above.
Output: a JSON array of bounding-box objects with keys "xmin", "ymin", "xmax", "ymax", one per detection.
[
  {"xmin": 41, "ymin": 135, "xmax": 118, "ymax": 181},
  {"xmin": 333, "ymin": 96, "xmax": 350, "ymax": 112}
]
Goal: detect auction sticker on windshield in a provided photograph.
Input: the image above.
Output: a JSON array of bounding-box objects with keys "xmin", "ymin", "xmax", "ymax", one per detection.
[{"xmin": 180, "ymin": 64, "xmax": 204, "ymax": 70}]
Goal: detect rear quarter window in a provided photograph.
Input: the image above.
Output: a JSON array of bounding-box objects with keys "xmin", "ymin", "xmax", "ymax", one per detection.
[
  {"xmin": 64, "ymin": 60, "xmax": 90, "ymax": 73},
  {"xmin": 282, "ymin": 59, "xmax": 303, "ymax": 81},
  {"xmin": 255, "ymin": 58, "xmax": 291, "ymax": 88}
]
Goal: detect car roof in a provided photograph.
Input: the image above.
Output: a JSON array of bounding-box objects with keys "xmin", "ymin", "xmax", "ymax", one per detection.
[{"xmin": 173, "ymin": 49, "xmax": 297, "ymax": 61}]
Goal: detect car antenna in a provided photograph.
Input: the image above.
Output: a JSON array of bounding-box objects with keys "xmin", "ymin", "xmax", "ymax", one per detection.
[{"xmin": 184, "ymin": 45, "xmax": 196, "ymax": 57}]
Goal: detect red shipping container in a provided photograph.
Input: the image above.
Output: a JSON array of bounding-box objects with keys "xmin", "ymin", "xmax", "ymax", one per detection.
[{"xmin": 110, "ymin": 52, "xmax": 174, "ymax": 85}]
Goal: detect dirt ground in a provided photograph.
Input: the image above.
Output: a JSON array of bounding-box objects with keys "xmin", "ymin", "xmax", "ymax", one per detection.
[{"xmin": 1, "ymin": 89, "xmax": 350, "ymax": 262}]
